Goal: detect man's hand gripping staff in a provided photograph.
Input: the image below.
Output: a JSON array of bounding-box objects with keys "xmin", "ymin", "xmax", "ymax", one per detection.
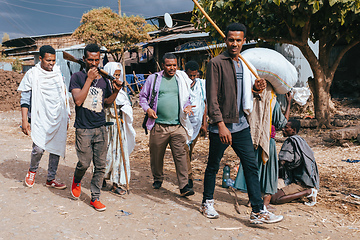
[{"xmin": 62, "ymin": 51, "xmax": 122, "ymax": 91}]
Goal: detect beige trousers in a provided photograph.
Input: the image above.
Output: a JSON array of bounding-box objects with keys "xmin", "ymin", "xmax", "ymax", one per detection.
[
  {"xmin": 186, "ymin": 133, "xmax": 199, "ymax": 180},
  {"xmin": 149, "ymin": 123, "xmax": 189, "ymax": 189}
]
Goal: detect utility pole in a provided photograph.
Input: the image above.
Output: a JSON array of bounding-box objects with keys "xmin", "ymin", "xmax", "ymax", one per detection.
[{"xmin": 118, "ymin": 0, "xmax": 121, "ymax": 16}]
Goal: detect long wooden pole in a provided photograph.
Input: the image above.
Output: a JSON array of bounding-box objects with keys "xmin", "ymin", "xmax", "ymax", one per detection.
[
  {"xmin": 113, "ymin": 102, "xmax": 130, "ymax": 193},
  {"xmin": 192, "ymin": 0, "xmax": 261, "ymax": 80},
  {"xmin": 118, "ymin": 0, "xmax": 121, "ymax": 15}
]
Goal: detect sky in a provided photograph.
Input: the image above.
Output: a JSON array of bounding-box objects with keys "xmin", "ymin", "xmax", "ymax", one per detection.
[{"xmin": 0, "ymin": 0, "xmax": 195, "ymax": 40}]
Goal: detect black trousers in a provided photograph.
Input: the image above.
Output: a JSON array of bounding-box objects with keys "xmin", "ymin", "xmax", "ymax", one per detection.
[{"xmin": 202, "ymin": 127, "xmax": 264, "ymax": 213}]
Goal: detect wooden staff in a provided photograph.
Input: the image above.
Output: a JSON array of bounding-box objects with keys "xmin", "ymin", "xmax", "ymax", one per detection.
[
  {"xmin": 113, "ymin": 103, "xmax": 130, "ymax": 194},
  {"xmin": 192, "ymin": 0, "xmax": 261, "ymax": 80}
]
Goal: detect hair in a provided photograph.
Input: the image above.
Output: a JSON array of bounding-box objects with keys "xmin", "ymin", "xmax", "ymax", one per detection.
[
  {"xmin": 224, "ymin": 23, "xmax": 247, "ymax": 38},
  {"xmin": 84, "ymin": 43, "xmax": 100, "ymax": 58},
  {"xmin": 39, "ymin": 45, "xmax": 55, "ymax": 58},
  {"xmin": 288, "ymin": 119, "xmax": 301, "ymax": 133},
  {"xmin": 185, "ymin": 60, "xmax": 199, "ymax": 72},
  {"xmin": 161, "ymin": 53, "xmax": 177, "ymax": 63}
]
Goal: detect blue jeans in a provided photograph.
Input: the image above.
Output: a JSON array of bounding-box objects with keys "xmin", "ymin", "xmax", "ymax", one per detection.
[{"xmin": 202, "ymin": 127, "xmax": 264, "ymax": 213}]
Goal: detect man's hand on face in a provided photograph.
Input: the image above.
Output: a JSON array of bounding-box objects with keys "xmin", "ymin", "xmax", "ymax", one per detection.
[
  {"xmin": 87, "ymin": 67, "xmax": 100, "ymax": 82},
  {"xmin": 146, "ymin": 108, "xmax": 158, "ymax": 119},
  {"xmin": 217, "ymin": 122, "xmax": 232, "ymax": 145},
  {"xmin": 254, "ymin": 78, "xmax": 267, "ymax": 91}
]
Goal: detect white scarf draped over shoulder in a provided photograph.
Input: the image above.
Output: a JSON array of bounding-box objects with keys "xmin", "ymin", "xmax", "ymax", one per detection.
[
  {"xmin": 175, "ymin": 70, "xmax": 194, "ymax": 141},
  {"xmin": 18, "ymin": 63, "xmax": 70, "ymax": 158}
]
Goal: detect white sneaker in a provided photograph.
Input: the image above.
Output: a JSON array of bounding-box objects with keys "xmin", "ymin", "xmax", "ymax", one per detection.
[
  {"xmin": 200, "ymin": 199, "xmax": 219, "ymax": 219},
  {"xmin": 304, "ymin": 188, "xmax": 318, "ymax": 206},
  {"xmin": 250, "ymin": 207, "xmax": 283, "ymax": 224}
]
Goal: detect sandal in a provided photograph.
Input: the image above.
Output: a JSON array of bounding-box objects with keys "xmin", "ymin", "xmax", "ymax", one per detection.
[
  {"xmin": 111, "ymin": 186, "xmax": 126, "ymax": 195},
  {"xmin": 304, "ymin": 188, "xmax": 318, "ymax": 206}
]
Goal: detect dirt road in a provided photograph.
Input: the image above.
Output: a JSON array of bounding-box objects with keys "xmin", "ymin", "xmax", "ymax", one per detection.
[{"xmin": 1, "ymin": 106, "xmax": 359, "ymax": 239}]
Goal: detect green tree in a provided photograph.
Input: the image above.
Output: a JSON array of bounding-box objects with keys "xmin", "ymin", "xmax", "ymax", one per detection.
[
  {"xmin": 12, "ymin": 57, "xmax": 22, "ymax": 72},
  {"xmin": 193, "ymin": 0, "xmax": 360, "ymax": 127},
  {"xmin": 73, "ymin": 7, "xmax": 152, "ymax": 62},
  {"xmin": 2, "ymin": 33, "xmax": 10, "ymax": 43}
]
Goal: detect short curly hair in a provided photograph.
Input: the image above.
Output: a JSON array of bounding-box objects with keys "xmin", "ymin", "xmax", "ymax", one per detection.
[
  {"xmin": 39, "ymin": 45, "xmax": 55, "ymax": 58},
  {"xmin": 185, "ymin": 60, "xmax": 199, "ymax": 72},
  {"xmin": 288, "ymin": 119, "xmax": 301, "ymax": 133},
  {"xmin": 224, "ymin": 23, "xmax": 247, "ymax": 38},
  {"xmin": 84, "ymin": 43, "xmax": 100, "ymax": 58}
]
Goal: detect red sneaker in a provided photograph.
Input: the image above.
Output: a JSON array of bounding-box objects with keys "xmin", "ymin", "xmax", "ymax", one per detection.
[
  {"xmin": 71, "ymin": 178, "xmax": 81, "ymax": 199},
  {"xmin": 46, "ymin": 179, "xmax": 66, "ymax": 190},
  {"xmin": 25, "ymin": 171, "xmax": 36, "ymax": 187},
  {"xmin": 90, "ymin": 199, "xmax": 106, "ymax": 211}
]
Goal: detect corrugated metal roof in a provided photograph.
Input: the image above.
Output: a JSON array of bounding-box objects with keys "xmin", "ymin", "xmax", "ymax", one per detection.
[{"xmin": 2, "ymin": 32, "xmax": 73, "ymax": 47}]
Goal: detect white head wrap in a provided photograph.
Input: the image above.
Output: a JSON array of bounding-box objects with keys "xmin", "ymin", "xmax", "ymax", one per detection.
[{"xmin": 104, "ymin": 62, "xmax": 124, "ymax": 84}]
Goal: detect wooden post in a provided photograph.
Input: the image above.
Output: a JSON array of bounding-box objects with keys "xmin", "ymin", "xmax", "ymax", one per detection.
[
  {"xmin": 121, "ymin": 55, "xmax": 136, "ymax": 95},
  {"xmin": 118, "ymin": 0, "xmax": 121, "ymax": 15},
  {"xmin": 132, "ymin": 71, "xmax": 140, "ymax": 93}
]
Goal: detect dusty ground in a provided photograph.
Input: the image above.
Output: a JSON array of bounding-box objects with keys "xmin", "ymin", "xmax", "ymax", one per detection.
[{"xmin": 1, "ymin": 94, "xmax": 360, "ymax": 239}]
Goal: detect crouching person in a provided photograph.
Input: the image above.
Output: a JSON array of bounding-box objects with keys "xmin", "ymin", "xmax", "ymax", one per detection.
[{"xmin": 271, "ymin": 119, "xmax": 320, "ymax": 206}]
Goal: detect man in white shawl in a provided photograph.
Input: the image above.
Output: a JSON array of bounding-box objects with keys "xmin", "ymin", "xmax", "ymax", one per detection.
[
  {"xmin": 18, "ymin": 45, "xmax": 70, "ymax": 189},
  {"xmin": 184, "ymin": 60, "xmax": 207, "ymax": 189},
  {"xmin": 103, "ymin": 62, "xmax": 136, "ymax": 195}
]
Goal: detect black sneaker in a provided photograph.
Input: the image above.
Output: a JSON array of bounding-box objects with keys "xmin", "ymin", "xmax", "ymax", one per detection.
[
  {"xmin": 152, "ymin": 181, "xmax": 162, "ymax": 189},
  {"xmin": 188, "ymin": 179, "xmax": 193, "ymax": 188},
  {"xmin": 180, "ymin": 184, "xmax": 195, "ymax": 197}
]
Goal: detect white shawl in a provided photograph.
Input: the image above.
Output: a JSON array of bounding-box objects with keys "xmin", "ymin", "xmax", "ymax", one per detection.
[
  {"xmin": 240, "ymin": 58, "xmax": 257, "ymax": 115},
  {"xmin": 18, "ymin": 63, "xmax": 70, "ymax": 158},
  {"xmin": 175, "ymin": 70, "xmax": 194, "ymax": 140},
  {"xmin": 189, "ymin": 78, "xmax": 206, "ymax": 143}
]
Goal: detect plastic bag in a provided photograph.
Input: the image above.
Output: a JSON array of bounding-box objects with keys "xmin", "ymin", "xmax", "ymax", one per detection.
[
  {"xmin": 292, "ymin": 87, "xmax": 311, "ymax": 106},
  {"xmin": 242, "ymin": 48, "xmax": 298, "ymax": 94}
]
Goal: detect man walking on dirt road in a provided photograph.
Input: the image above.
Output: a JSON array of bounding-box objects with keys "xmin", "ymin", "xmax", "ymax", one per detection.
[
  {"xmin": 69, "ymin": 44, "xmax": 122, "ymax": 211},
  {"xmin": 18, "ymin": 45, "xmax": 70, "ymax": 190},
  {"xmin": 201, "ymin": 23, "xmax": 283, "ymax": 224},
  {"xmin": 139, "ymin": 53, "xmax": 195, "ymax": 197}
]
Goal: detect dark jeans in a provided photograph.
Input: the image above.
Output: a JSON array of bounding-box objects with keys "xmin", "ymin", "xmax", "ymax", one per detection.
[
  {"xmin": 202, "ymin": 127, "xmax": 264, "ymax": 213},
  {"xmin": 74, "ymin": 126, "xmax": 108, "ymax": 200},
  {"xmin": 29, "ymin": 142, "xmax": 60, "ymax": 182}
]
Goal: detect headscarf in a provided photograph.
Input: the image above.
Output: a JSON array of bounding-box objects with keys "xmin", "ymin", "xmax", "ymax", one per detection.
[
  {"xmin": 104, "ymin": 62, "xmax": 129, "ymax": 106},
  {"xmin": 104, "ymin": 62, "xmax": 124, "ymax": 84}
]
